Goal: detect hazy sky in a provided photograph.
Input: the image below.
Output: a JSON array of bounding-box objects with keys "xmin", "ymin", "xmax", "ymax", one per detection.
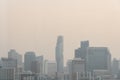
[{"xmin": 0, "ymin": 0, "xmax": 120, "ymax": 63}]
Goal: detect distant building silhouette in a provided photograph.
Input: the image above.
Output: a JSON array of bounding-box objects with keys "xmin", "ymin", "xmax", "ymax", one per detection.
[
  {"xmin": 86, "ymin": 47, "xmax": 111, "ymax": 73},
  {"xmin": 1, "ymin": 58, "xmax": 17, "ymax": 69},
  {"xmin": 75, "ymin": 41, "xmax": 111, "ymax": 74},
  {"xmin": 75, "ymin": 40, "xmax": 89, "ymax": 59},
  {"xmin": 8, "ymin": 49, "xmax": 22, "ymax": 67},
  {"xmin": 1, "ymin": 58, "xmax": 21, "ymax": 80},
  {"xmin": 75, "ymin": 41, "xmax": 89, "ymax": 72},
  {"xmin": 24, "ymin": 52, "xmax": 36, "ymax": 72},
  {"xmin": 81, "ymin": 41, "xmax": 89, "ymax": 48},
  {"xmin": 36, "ymin": 56, "xmax": 44, "ymax": 74},
  {"xmin": 112, "ymin": 58, "xmax": 120, "ymax": 75},
  {"xmin": 55, "ymin": 36, "xmax": 64, "ymax": 80},
  {"xmin": 31, "ymin": 60, "xmax": 41, "ymax": 74}
]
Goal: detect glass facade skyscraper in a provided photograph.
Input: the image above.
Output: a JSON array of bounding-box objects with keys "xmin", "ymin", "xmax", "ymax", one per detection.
[{"xmin": 55, "ymin": 36, "xmax": 64, "ymax": 80}]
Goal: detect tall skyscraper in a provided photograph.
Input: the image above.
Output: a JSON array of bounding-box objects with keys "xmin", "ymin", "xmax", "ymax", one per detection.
[
  {"xmin": 24, "ymin": 52, "xmax": 36, "ymax": 72},
  {"xmin": 55, "ymin": 36, "xmax": 64, "ymax": 80}
]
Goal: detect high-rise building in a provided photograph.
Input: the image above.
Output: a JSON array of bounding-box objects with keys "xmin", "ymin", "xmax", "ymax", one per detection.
[
  {"xmin": 8, "ymin": 49, "xmax": 22, "ymax": 67},
  {"xmin": 1, "ymin": 58, "xmax": 20, "ymax": 80},
  {"xmin": 112, "ymin": 58, "xmax": 120, "ymax": 75},
  {"xmin": 75, "ymin": 41, "xmax": 112, "ymax": 75},
  {"xmin": 31, "ymin": 60, "xmax": 41, "ymax": 74},
  {"xmin": 81, "ymin": 41, "xmax": 89, "ymax": 48},
  {"xmin": 24, "ymin": 52, "xmax": 36, "ymax": 72},
  {"xmin": 55, "ymin": 36, "xmax": 64, "ymax": 80},
  {"xmin": 55, "ymin": 36, "xmax": 64, "ymax": 72},
  {"xmin": 1, "ymin": 58, "xmax": 17, "ymax": 69},
  {"xmin": 44, "ymin": 60, "xmax": 48, "ymax": 75},
  {"xmin": 86, "ymin": 47, "xmax": 111, "ymax": 72},
  {"xmin": 75, "ymin": 41, "xmax": 89, "ymax": 73},
  {"xmin": 75, "ymin": 41, "xmax": 89, "ymax": 59},
  {"xmin": 36, "ymin": 56, "xmax": 44, "ymax": 74},
  {"xmin": 8, "ymin": 49, "xmax": 18, "ymax": 59}
]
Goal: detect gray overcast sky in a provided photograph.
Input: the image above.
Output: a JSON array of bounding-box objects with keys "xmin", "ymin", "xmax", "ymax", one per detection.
[{"xmin": 0, "ymin": 0, "xmax": 120, "ymax": 63}]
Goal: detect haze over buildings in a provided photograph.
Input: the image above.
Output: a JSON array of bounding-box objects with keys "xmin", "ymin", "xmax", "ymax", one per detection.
[
  {"xmin": 0, "ymin": 0, "xmax": 120, "ymax": 64},
  {"xmin": 1, "ymin": 0, "xmax": 120, "ymax": 80},
  {"xmin": 0, "ymin": 37, "xmax": 120, "ymax": 80}
]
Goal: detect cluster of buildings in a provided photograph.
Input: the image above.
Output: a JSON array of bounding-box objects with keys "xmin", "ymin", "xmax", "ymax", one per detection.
[{"xmin": 0, "ymin": 36, "xmax": 120, "ymax": 80}]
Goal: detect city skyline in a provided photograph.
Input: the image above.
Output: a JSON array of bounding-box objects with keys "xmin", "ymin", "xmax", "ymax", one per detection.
[
  {"xmin": 1, "ymin": 0, "xmax": 120, "ymax": 80},
  {"xmin": 0, "ymin": 40, "xmax": 119, "ymax": 80},
  {"xmin": 0, "ymin": 0, "xmax": 120, "ymax": 64},
  {"xmin": 0, "ymin": 36, "xmax": 119, "ymax": 64},
  {"xmin": 0, "ymin": 38, "xmax": 118, "ymax": 64}
]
